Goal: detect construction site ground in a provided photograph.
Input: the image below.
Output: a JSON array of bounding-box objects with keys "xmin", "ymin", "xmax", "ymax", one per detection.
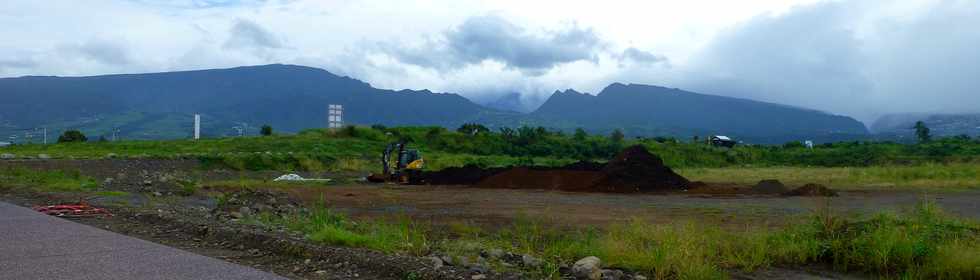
[
  {"xmin": 3, "ymin": 158, "xmax": 980, "ymax": 279},
  {"xmin": 284, "ymin": 184, "xmax": 980, "ymax": 228}
]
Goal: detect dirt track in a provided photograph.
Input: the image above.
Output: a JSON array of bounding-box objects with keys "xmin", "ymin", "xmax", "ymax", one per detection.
[{"xmin": 287, "ymin": 185, "xmax": 980, "ymax": 228}]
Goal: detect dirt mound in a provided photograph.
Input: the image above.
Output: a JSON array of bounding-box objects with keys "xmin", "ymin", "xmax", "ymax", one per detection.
[
  {"xmin": 560, "ymin": 161, "xmax": 605, "ymax": 171},
  {"xmin": 472, "ymin": 145, "xmax": 689, "ymax": 193},
  {"xmin": 419, "ymin": 165, "xmax": 508, "ymax": 185},
  {"xmin": 752, "ymin": 179, "xmax": 789, "ymax": 194},
  {"xmin": 474, "ymin": 168, "xmax": 603, "ymax": 190},
  {"xmin": 783, "ymin": 184, "xmax": 838, "ymax": 197},
  {"xmin": 593, "ymin": 145, "xmax": 690, "ymax": 192}
]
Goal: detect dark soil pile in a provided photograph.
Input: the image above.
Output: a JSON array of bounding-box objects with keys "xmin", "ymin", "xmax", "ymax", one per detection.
[
  {"xmin": 472, "ymin": 145, "xmax": 689, "ymax": 193},
  {"xmin": 592, "ymin": 145, "xmax": 690, "ymax": 192},
  {"xmin": 473, "ymin": 167, "xmax": 603, "ymax": 191},
  {"xmin": 419, "ymin": 165, "xmax": 508, "ymax": 185},
  {"xmin": 783, "ymin": 183, "xmax": 838, "ymax": 197},
  {"xmin": 752, "ymin": 179, "xmax": 789, "ymax": 194},
  {"xmin": 560, "ymin": 161, "xmax": 605, "ymax": 171}
]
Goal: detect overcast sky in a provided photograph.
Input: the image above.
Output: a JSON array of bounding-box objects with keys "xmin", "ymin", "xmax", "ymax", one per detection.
[{"xmin": 2, "ymin": 0, "xmax": 978, "ymax": 124}]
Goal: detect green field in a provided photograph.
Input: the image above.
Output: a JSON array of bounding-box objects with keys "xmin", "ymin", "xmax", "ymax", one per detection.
[
  {"xmin": 4, "ymin": 125, "xmax": 980, "ymax": 190},
  {"xmin": 243, "ymin": 200, "xmax": 980, "ymax": 279},
  {"xmin": 4, "ymin": 125, "xmax": 980, "ymax": 279}
]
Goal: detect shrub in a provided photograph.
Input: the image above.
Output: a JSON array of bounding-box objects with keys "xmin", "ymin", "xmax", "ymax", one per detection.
[{"xmin": 57, "ymin": 130, "xmax": 87, "ymax": 143}]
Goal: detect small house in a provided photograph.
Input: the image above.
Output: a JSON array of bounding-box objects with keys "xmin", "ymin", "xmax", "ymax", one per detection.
[{"xmin": 710, "ymin": 135, "xmax": 736, "ymax": 148}]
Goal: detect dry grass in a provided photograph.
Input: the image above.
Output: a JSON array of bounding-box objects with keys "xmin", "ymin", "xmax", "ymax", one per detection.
[{"xmin": 678, "ymin": 163, "xmax": 980, "ymax": 190}]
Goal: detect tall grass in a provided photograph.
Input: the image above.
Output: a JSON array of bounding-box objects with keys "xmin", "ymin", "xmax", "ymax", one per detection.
[
  {"xmin": 251, "ymin": 200, "xmax": 979, "ymax": 279},
  {"xmin": 679, "ymin": 163, "xmax": 980, "ymax": 190},
  {"xmin": 0, "ymin": 167, "xmax": 98, "ymax": 192},
  {"xmin": 253, "ymin": 201, "xmax": 431, "ymax": 255}
]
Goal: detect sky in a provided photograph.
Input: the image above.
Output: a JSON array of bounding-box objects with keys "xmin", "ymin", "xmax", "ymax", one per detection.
[{"xmin": 1, "ymin": 0, "xmax": 978, "ymax": 124}]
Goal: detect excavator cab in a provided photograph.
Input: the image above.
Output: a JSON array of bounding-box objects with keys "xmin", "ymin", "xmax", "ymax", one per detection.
[{"xmin": 380, "ymin": 142, "xmax": 424, "ymax": 184}]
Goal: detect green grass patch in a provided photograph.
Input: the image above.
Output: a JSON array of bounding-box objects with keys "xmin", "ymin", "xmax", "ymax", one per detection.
[
  {"xmin": 679, "ymin": 163, "xmax": 980, "ymax": 190},
  {"xmin": 0, "ymin": 167, "xmax": 98, "ymax": 192},
  {"xmin": 250, "ymin": 201, "xmax": 430, "ymax": 255},
  {"xmin": 94, "ymin": 190, "xmax": 129, "ymax": 197},
  {"xmin": 248, "ymin": 200, "xmax": 979, "ymax": 279}
]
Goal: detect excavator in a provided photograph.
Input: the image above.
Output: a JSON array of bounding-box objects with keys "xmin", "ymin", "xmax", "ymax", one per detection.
[{"xmin": 368, "ymin": 141, "xmax": 425, "ymax": 184}]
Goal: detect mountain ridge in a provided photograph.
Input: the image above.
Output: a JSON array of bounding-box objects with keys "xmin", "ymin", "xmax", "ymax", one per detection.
[{"xmin": 1, "ymin": 64, "xmax": 868, "ymax": 143}]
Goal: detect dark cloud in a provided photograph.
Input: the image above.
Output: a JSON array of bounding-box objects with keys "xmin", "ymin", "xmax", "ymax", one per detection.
[
  {"xmin": 223, "ymin": 19, "xmax": 282, "ymax": 50},
  {"xmin": 679, "ymin": 1, "xmax": 980, "ymax": 123},
  {"xmin": 58, "ymin": 39, "xmax": 133, "ymax": 65},
  {"xmin": 678, "ymin": 2, "xmax": 866, "ymax": 122},
  {"xmin": 389, "ymin": 14, "xmax": 603, "ymax": 73}
]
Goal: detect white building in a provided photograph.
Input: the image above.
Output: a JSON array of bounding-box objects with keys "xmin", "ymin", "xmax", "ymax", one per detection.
[{"xmin": 0, "ymin": 141, "xmax": 11, "ymax": 147}]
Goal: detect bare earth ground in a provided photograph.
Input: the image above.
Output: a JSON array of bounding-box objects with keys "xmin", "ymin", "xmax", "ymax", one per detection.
[
  {"xmin": 4, "ymin": 159, "xmax": 979, "ymax": 279},
  {"xmin": 284, "ymin": 185, "xmax": 980, "ymax": 229}
]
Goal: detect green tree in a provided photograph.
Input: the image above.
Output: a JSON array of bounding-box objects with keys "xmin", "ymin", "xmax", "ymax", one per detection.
[
  {"xmin": 914, "ymin": 121, "xmax": 931, "ymax": 143},
  {"xmin": 610, "ymin": 129, "xmax": 625, "ymax": 143},
  {"xmin": 57, "ymin": 130, "xmax": 87, "ymax": 143},
  {"xmin": 783, "ymin": 141, "xmax": 805, "ymax": 149},
  {"xmin": 260, "ymin": 125, "xmax": 273, "ymax": 136},
  {"xmin": 573, "ymin": 128, "xmax": 588, "ymax": 141},
  {"xmin": 456, "ymin": 123, "xmax": 489, "ymax": 135}
]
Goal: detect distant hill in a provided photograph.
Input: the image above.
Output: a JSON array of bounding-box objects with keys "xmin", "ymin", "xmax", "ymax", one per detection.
[
  {"xmin": 872, "ymin": 113, "xmax": 980, "ymax": 140},
  {"xmin": 0, "ymin": 64, "xmax": 508, "ymax": 139},
  {"xmin": 523, "ymin": 83, "xmax": 868, "ymax": 143},
  {"xmin": 0, "ymin": 65, "xmax": 869, "ymax": 143}
]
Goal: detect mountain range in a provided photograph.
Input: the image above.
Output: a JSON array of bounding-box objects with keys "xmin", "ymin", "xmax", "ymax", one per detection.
[
  {"xmin": 0, "ymin": 64, "xmax": 870, "ymax": 143},
  {"xmin": 871, "ymin": 113, "xmax": 980, "ymax": 141}
]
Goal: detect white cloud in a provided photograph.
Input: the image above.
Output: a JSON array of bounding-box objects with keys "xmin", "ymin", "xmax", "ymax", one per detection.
[{"xmin": 1, "ymin": 0, "xmax": 978, "ymax": 124}]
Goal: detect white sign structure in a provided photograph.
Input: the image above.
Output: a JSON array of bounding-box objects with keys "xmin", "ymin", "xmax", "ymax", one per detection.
[
  {"xmin": 328, "ymin": 104, "xmax": 344, "ymax": 129},
  {"xmin": 194, "ymin": 114, "xmax": 201, "ymax": 140}
]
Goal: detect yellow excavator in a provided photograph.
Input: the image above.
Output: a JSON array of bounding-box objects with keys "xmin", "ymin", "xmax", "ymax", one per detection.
[{"xmin": 371, "ymin": 141, "xmax": 425, "ymax": 184}]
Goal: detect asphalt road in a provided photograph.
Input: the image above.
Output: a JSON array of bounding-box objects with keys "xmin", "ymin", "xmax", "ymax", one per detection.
[{"xmin": 0, "ymin": 202, "xmax": 288, "ymax": 280}]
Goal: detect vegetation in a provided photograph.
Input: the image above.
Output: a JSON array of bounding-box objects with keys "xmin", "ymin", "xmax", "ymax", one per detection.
[
  {"xmin": 260, "ymin": 125, "xmax": 273, "ymax": 136},
  {"xmin": 3, "ymin": 125, "xmax": 980, "ymax": 173},
  {"xmin": 0, "ymin": 167, "xmax": 98, "ymax": 192},
  {"xmin": 57, "ymin": 129, "xmax": 87, "ymax": 143},
  {"xmin": 248, "ymin": 200, "xmax": 980, "ymax": 279},
  {"xmin": 915, "ymin": 121, "xmax": 932, "ymax": 143},
  {"xmin": 680, "ymin": 163, "xmax": 980, "ymax": 190}
]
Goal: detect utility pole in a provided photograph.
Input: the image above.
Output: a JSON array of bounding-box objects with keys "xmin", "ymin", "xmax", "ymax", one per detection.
[
  {"xmin": 194, "ymin": 114, "xmax": 201, "ymax": 140},
  {"xmin": 42, "ymin": 127, "xmax": 47, "ymax": 144}
]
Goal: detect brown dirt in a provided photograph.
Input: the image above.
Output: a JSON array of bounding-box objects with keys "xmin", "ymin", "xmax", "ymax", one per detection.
[
  {"xmin": 0, "ymin": 189, "xmax": 490, "ymax": 280},
  {"xmin": 753, "ymin": 180, "xmax": 789, "ymax": 194},
  {"xmin": 419, "ymin": 165, "xmax": 508, "ymax": 185},
  {"xmin": 433, "ymin": 145, "xmax": 690, "ymax": 193},
  {"xmin": 592, "ymin": 145, "xmax": 690, "ymax": 192},
  {"xmin": 473, "ymin": 168, "xmax": 603, "ymax": 191},
  {"xmin": 282, "ymin": 184, "xmax": 980, "ymax": 230},
  {"xmin": 686, "ymin": 182, "xmax": 754, "ymax": 195},
  {"xmin": 783, "ymin": 184, "xmax": 839, "ymax": 197}
]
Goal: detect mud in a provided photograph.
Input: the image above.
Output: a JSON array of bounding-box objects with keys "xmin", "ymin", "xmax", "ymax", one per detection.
[
  {"xmin": 752, "ymin": 180, "xmax": 789, "ymax": 194},
  {"xmin": 419, "ymin": 165, "xmax": 508, "ymax": 185},
  {"xmin": 473, "ymin": 168, "xmax": 603, "ymax": 191},
  {"xmin": 592, "ymin": 145, "xmax": 690, "ymax": 192},
  {"xmin": 784, "ymin": 184, "xmax": 839, "ymax": 197},
  {"xmin": 423, "ymin": 145, "xmax": 691, "ymax": 193}
]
